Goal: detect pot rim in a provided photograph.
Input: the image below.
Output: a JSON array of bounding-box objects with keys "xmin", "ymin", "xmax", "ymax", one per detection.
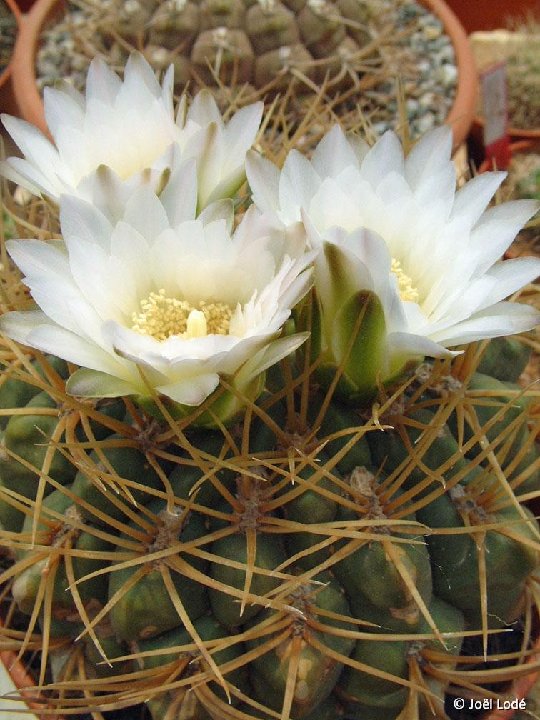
[
  {"xmin": 422, "ymin": 0, "xmax": 479, "ymax": 148},
  {"xmin": 0, "ymin": 616, "xmax": 63, "ymax": 719}
]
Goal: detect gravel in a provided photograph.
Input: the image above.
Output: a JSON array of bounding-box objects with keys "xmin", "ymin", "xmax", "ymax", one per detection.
[
  {"xmin": 0, "ymin": 0, "xmax": 17, "ymax": 75},
  {"xmin": 34, "ymin": 0, "xmax": 457, "ymax": 139}
]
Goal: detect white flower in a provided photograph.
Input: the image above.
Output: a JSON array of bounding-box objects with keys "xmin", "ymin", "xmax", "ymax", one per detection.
[
  {"xmin": 0, "ymin": 177, "xmax": 312, "ymax": 419},
  {"xmin": 1, "ymin": 53, "xmax": 262, "ymax": 217},
  {"xmin": 247, "ymin": 125, "xmax": 540, "ymax": 393}
]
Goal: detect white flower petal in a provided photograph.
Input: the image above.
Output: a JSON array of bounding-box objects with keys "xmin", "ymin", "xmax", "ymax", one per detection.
[
  {"xmin": 156, "ymin": 374, "xmax": 221, "ymax": 406},
  {"xmin": 470, "ymin": 200, "xmax": 539, "ymax": 274},
  {"xmin": 0, "ymin": 313, "xmax": 132, "ymax": 380},
  {"xmin": 159, "ymin": 157, "xmax": 198, "ymax": 226},
  {"xmin": 66, "ymin": 368, "xmax": 139, "ymax": 398},
  {"xmin": 280, "ymin": 150, "xmax": 321, "ymax": 223},
  {"xmin": 238, "ymin": 333, "xmax": 310, "ymax": 385},
  {"xmin": 0, "ymin": 309, "xmax": 51, "ymax": 345},
  {"xmin": 248, "ymin": 123, "xmax": 540, "ymax": 389},
  {"xmin": 246, "ymin": 150, "xmax": 281, "ymax": 216},
  {"xmin": 404, "ymin": 125, "xmax": 453, "ymax": 191},
  {"xmin": 430, "ymin": 302, "xmax": 540, "ymax": 346},
  {"xmin": 221, "ymin": 101, "xmax": 264, "ymax": 176},
  {"xmin": 311, "ymin": 125, "xmax": 358, "ymax": 177},
  {"xmin": 1, "ymin": 196, "xmax": 313, "ymax": 411},
  {"xmin": 1, "ymin": 53, "xmax": 262, "ymax": 216},
  {"xmin": 477, "ymin": 257, "xmax": 540, "ymax": 310},
  {"xmin": 5, "ymin": 240, "xmax": 105, "ymax": 341},
  {"xmin": 0, "ymin": 114, "xmax": 60, "ymax": 177},
  {"xmin": 451, "ymin": 171, "xmax": 506, "ymax": 227},
  {"xmin": 121, "ymin": 186, "xmax": 171, "ymax": 240},
  {"xmin": 85, "ymin": 56, "xmax": 122, "ymax": 105},
  {"xmin": 186, "ymin": 89, "xmax": 222, "ymax": 126},
  {"xmin": 0, "ymin": 156, "xmax": 59, "ymax": 197},
  {"xmin": 360, "ymin": 131, "xmax": 405, "ymax": 187},
  {"xmin": 60, "ymin": 195, "xmax": 114, "ymax": 250},
  {"xmin": 43, "ymin": 84, "xmax": 85, "ymax": 142},
  {"xmin": 197, "ymin": 199, "xmax": 234, "ymax": 231}
]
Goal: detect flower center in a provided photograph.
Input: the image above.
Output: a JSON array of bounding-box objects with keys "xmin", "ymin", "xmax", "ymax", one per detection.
[
  {"xmin": 131, "ymin": 289, "xmax": 233, "ymax": 341},
  {"xmin": 391, "ymin": 258, "xmax": 419, "ymax": 303}
]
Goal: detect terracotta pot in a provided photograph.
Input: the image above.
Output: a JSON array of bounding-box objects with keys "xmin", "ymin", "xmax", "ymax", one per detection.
[
  {"xmin": 478, "ymin": 139, "xmax": 540, "ymax": 174},
  {"xmin": 9, "ymin": 0, "xmax": 478, "ymax": 148},
  {"xmin": 444, "ymin": 0, "xmax": 540, "ymax": 33},
  {"xmin": 0, "ymin": 0, "xmax": 21, "ymax": 117},
  {"xmin": 14, "ymin": 0, "xmax": 39, "ymax": 9},
  {"xmin": 468, "ymin": 26, "xmax": 540, "ymax": 159},
  {"xmin": 0, "ymin": 617, "xmax": 58, "ymax": 719},
  {"xmin": 484, "ymin": 632, "xmax": 540, "ymax": 720},
  {"xmin": 0, "ymin": 651, "xmax": 41, "ymax": 718},
  {"xmin": 422, "ymin": 0, "xmax": 478, "ymax": 150},
  {"xmin": 8, "ymin": 0, "xmax": 63, "ymax": 135},
  {"xmin": 471, "ymin": 98, "xmax": 540, "ymax": 154}
]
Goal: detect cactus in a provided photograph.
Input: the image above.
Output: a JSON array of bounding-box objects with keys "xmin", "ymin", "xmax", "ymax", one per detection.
[
  {"xmin": 0, "ymin": 328, "xmax": 539, "ymax": 719},
  {"xmin": 0, "ymin": 73, "xmax": 539, "ymax": 720},
  {"xmin": 46, "ymin": 0, "xmax": 379, "ymax": 92}
]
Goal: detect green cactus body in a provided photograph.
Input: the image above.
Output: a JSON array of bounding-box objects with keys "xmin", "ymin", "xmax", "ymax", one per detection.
[
  {"xmin": 71, "ymin": 440, "xmax": 163, "ymax": 524},
  {"xmin": 477, "ymin": 337, "xmax": 531, "ymax": 383},
  {"xmin": 504, "ymin": 424, "xmax": 540, "ymax": 497},
  {"xmin": 1, "ymin": 329, "xmax": 539, "ymax": 720},
  {"xmin": 338, "ymin": 596, "xmax": 464, "ymax": 716},
  {"xmin": 0, "ymin": 375, "xmax": 42, "ymax": 431},
  {"xmin": 108, "ymin": 501, "xmax": 210, "ymax": 640},
  {"xmin": 12, "ymin": 488, "xmax": 113, "ymax": 616},
  {"xmin": 83, "ymin": 631, "xmax": 135, "ymax": 678},
  {"xmin": 451, "ymin": 372, "xmax": 532, "ymax": 461},
  {"xmin": 0, "ymin": 354, "xmax": 69, "ymax": 430},
  {"xmin": 284, "ymin": 457, "xmax": 339, "ymax": 524},
  {"xmin": 338, "ymin": 636, "xmax": 409, "ymax": 709},
  {"xmin": 417, "ymin": 489, "xmax": 538, "ymax": 627},
  {"xmin": 334, "ymin": 537, "xmax": 432, "ymax": 617},
  {"xmin": 0, "ymin": 471, "xmax": 26, "ymax": 532},
  {"xmin": 315, "ymin": 402, "xmax": 372, "ymax": 475},
  {"xmin": 137, "ymin": 614, "xmax": 249, "ymax": 719},
  {"xmin": 1, "ymin": 391, "xmax": 77, "ymax": 498},
  {"xmin": 368, "ymin": 407, "xmax": 471, "ymax": 489},
  {"xmin": 247, "ymin": 573, "xmax": 355, "ymax": 717},
  {"xmin": 332, "ymin": 466, "xmax": 431, "ymax": 631},
  {"xmin": 208, "ymin": 530, "xmax": 287, "ymax": 629}
]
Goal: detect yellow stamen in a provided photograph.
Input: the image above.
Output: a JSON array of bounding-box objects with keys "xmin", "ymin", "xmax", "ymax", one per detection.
[
  {"xmin": 131, "ymin": 289, "xmax": 233, "ymax": 340},
  {"xmin": 391, "ymin": 258, "xmax": 419, "ymax": 303}
]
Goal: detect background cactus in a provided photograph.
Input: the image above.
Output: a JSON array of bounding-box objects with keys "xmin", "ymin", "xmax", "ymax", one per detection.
[{"xmin": 36, "ymin": 0, "xmax": 458, "ymax": 138}]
